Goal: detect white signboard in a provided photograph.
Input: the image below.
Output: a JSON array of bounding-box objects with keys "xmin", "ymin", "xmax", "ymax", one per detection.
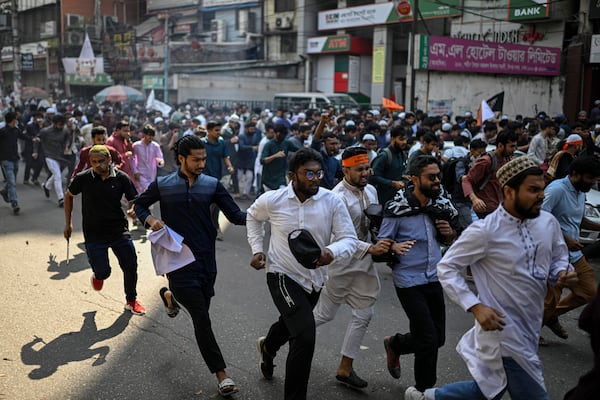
[
  {"xmin": 591, "ymin": 34, "xmax": 600, "ymax": 64},
  {"xmin": 318, "ymin": 3, "xmax": 395, "ymax": 31},
  {"xmin": 203, "ymin": 0, "xmax": 256, "ymax": 6},
  {"xmin": 147, "ymin": 0, "xmax": 200, "ymax": 11}
]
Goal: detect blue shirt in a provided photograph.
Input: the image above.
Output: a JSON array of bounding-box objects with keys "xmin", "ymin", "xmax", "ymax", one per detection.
[
  {"xmin": 134, "ymin": 170, "xmax": 246, "ymax": 295},
  {"xmin": 310, "ymin": 140, "xmax": 343, "ymax": 190},
  {"xmin": 236, "ymin": 131, "xmax": 261, "ymax": 170},
  {"xmin": 203, "ymin": 137, "xmax": 230, "ymax": 179},
  {"xmin": 542, "ymin": 176, "xmax": 586, "ymax": 263},
  {"xmin": 378, "ymin": 212, "xmax": 442, "ymax": 288}
]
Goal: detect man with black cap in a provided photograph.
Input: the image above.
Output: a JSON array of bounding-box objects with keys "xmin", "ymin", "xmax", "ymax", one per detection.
[
  {"xmin": 403, "ymin": 156, "xmax": 576, "ymax": 400},
  {"xmin": 246, "ymin": 147, "xmax": 357, "ymax": 400}
]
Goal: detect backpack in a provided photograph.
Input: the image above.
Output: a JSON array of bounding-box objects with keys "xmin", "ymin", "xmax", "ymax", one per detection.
[
  {"xmin": 441, "ymin": 156, "xmax": 470, "ymax": 195},
  {"xmin": 370, "ymin": 146, "xmax": 393, "ymax": 169}
]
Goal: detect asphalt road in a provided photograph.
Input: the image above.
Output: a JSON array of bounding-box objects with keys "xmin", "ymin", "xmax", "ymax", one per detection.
[{"xmin": 0, "ymin": 171, "xmax": 596, "ymax": 400}]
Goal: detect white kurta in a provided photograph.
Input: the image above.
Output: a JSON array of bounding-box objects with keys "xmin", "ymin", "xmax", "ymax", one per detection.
[
  {"xmin": 325, "ymin": 180, "xmax": 380, "ymax": 309},
  {"xmin": 437, "ymin": 206, "xmax": 570, "ymax": 399}
]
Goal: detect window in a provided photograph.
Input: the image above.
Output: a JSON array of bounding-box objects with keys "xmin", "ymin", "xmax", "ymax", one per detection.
[
  {"xmin": 275, "ymin": 0, "xmax": 295, "ymax": 13},
  {"xmin": 280, "ymin": 33, "xmax": 297, "ymax": 53}
]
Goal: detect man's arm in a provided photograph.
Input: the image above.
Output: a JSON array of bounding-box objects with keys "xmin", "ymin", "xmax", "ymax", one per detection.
[
  {"xmin": 63, "ymin": 191, "xmax": 75, "ymax": 240},
  {"xmin": 462, "ymin": 156, "xmax": 490, "ymax": 212},
  {"xmin": 214, "ymin": 182, "xmax": 246, "ymax": 225},
  {"xmin": 246, "ymin": 195, "xmax": 269, "ymax": 257},
  {"xmin": 133, "ymin": 180, "xmax": 161, "ymax": 229},
  {"xmin": 325, "ymin": 196, "xmax": 358, "ymax": 262}
]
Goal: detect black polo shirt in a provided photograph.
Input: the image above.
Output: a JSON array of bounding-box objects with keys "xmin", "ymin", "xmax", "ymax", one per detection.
[{"xmin": 68, "ymin": 167, "xmax": 137, "ymax": 242}]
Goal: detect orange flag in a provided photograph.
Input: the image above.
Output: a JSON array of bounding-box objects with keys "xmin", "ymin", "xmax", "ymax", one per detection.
[{"xmin": 382, "ymin": 97, "xmax": 404, "ymax": 112}]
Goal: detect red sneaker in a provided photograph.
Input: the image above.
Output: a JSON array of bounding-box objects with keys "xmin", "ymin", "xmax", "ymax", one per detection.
[
  {"xmin": 91, "ymin": 274, "xmax": 104, "ymax": 291},
  {"xmin": 125, "ymin": 300, "xmax": 146, "ymax": 315}
]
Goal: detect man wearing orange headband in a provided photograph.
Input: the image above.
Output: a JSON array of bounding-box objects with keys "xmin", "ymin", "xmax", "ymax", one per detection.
[
  {"xmin": 313, "ymin": 147, "xmax": 398, "ymax": 389},
  {"xmin": 546, "ymin": 134, "xmax": 583, "ymax": 181}
]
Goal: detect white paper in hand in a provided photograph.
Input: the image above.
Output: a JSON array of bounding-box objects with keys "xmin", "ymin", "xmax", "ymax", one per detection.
[{"xmin": 148, "ymin": 225, "xmax": 195, "ymax": 275}]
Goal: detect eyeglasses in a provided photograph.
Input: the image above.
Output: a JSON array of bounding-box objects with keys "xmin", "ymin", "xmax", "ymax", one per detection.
[
  {"xmin": 302, "ymin": 169, "xmax": 324, "ymax": 180},
  {"xmin": 420, "ymin": 173, "xmax": 441, "ymax": 182}
]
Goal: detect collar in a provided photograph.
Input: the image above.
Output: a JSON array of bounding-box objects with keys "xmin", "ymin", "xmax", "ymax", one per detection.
[
  {"xmin": 341, "ymin": 178, "xmax": 363, "ymax": 194},
  {"xmin": 498, "ymin": 204, "xmax": 525, "ymax": 225},
  {"xmin": 91, "ymin": 165, "xmax": 117, "ymax": 179}
]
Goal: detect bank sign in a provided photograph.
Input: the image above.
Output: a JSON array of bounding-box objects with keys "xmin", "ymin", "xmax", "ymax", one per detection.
[
  {"xmin": 508, "ymin": 0, "xmax": 549, "ymax": 21},
  {"xmin": 318, "ymin": 0, "xmax": 460, "ymax": 31}
]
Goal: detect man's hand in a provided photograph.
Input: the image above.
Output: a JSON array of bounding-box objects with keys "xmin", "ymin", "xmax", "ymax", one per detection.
[
  {"xmin": 316, "ymin": 248, "xmax": 334, "ymax": 267},
  {"xmin": 368, "ymin": 238, "xmax": 394, "ymax": 256},
  {"xmin": 134, "ymin": 173, "xmax": 141, "ymax": 181},
  {"xmin": 470, "ymin": 195, "xmax": 486, "ymax": 213},
  {"xmin": 557, "ymin": 270, "xmax": 578, "ymax": 287},
  {"xmin": 564, "ymin": 235, "xmax": 584, "ymax": 251},
  {"xmin": 64, "ymin": 223, "xmax": 73, "ymax": 240},
  {"xmin": 146, "ymin": 216, "xmax": 164, "ymax": 231},
  {"xmin": 391, "ymin": 180, "xmax": 405, "ymax": 189},
  {"xmin": 435, "ymin": 219, "xmax": 454, "ymax": 237},
  {"xmin": 469, "ymin": 303, "xmax": 506, "ymax": 331},
  {"xmin": 251, "ymin": 252, "xmax": 266, "ymax": 270},
  {"xmin": 275, "ymin": 150, "xmax": 286, "ymax": 158},
  {"xmin": 391, "ymin": 240, "xmax": 416, "ymax": 256}
]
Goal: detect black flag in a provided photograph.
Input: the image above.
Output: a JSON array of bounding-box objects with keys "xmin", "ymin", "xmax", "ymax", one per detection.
[{"xmin": 487, "ymin": 92, "xmax": 504, "ymax": 112}]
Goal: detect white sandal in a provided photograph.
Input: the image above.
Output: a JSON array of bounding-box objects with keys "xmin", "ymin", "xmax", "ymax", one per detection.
[{"xmin": 217, "ymin": 377, "xmax": 239, "ymax": 397}]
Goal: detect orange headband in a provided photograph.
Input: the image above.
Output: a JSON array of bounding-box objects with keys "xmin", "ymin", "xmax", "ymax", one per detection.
[
  {"xmin": 342, "ymin": 153, "xmax": 370, "ymax": 167},
  {"xmin": 563, "ymin": 140, "xmax": 583, "ymax": 151}
]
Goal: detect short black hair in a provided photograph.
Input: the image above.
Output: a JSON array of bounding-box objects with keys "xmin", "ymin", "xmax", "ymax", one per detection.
[
  {"xmin": 174, "ymin": 135, "xmax": 205, "ymax": 166},
  {"xmin": 91, "ymin": 126, "xmax": 108, "ymax": 137},
  {"xmin": 53, "ymin": 115, "xmax": 66, "ymax": 125},
  {"xmin": 142, "ymin": 124, "xmax": 156, "ymax": 136},
  {"xmin": 483, "ymin": 122, "xmax": 497, "ymax": 132},
  {"xmin": 289, "ymin": 148, "xmax": 323, "ymax": 173},
  {"xmin": 422, "ymin": 132, "xmax": 438, "ymax": 144},
  {"xmin": 496, "ymin": 130, "xmax": 517, "ymax": 146},
  {"xmin": 206, "ymin": 120, "xmax": 221, "ymax": 130},
  {"xmin": 115, "ymin": 120, "xmax": 129, "ymax": 130},
  {"xmin": 390, "ymin": 125, "xmax": 407, "ymax": 138},
  {"xmin": 341, "ymin": 146, "xmax": 368, "ymax": 161},
  {"xmin": 410, "ymin": 155, "xmax": 440, "ymax": 176},
  {"xmin": 4, "ymin": 112, "xmax": 16, "ymax": 123},
  {"xmin": 569, "ymin": 155, "xmax": 600, "ymax": 177},
  {"xmin": 470, "ymin": 138, "xmax": 487, "ymax": 150}
]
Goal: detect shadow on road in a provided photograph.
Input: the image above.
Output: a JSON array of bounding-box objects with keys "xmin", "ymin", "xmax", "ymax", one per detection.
[
  {"xmin": 20, "ymin": 311, "xmax": 132, "ymax": 380},
  {"xmin": 46, "ymin": 241, "xmax": 89, "ymax": 280}
]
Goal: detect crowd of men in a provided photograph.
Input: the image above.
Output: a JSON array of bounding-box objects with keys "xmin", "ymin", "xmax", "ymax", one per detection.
[{"xmin": 1, "ymin": 97, "xmax": 600, "ymax": 399}]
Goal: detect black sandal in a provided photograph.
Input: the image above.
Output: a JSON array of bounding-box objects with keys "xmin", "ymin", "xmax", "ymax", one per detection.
[
  {"xmin": 336, "ymin": 369, "xmax": 368, "ymax": 389},
  {"xmin": 159, "ymin": 287, "xmax": 180, "ymax": 318}
]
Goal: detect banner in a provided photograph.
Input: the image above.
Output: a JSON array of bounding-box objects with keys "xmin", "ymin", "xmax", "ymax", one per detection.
[{"xmin": 417, "ymin": 35, "xmax": 561, "ymax": 76}]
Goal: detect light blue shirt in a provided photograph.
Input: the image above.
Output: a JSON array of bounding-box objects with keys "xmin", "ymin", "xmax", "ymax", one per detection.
[
  {"xmin": 378, "ymin": 213, "xmax": 442, "ymax": 288},
  {"xmin": 542, "ymin": 176, "xmax": 585, "ymax": 263}
]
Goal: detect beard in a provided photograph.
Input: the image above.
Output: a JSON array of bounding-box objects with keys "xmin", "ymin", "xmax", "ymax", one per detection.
[
  {"xmin": 295, "ymin": 179, "xmax": 320, "ymax": 198},
  {"xmin": 420, "ymin": 184, "xmax": 441, "ymax": 199},
  {"xmin": 514, "ymin": 196, "xmax": 543, "ymax": 219},
  {"xmin": 572, "ymin": 179, "xmax": 594, "ymax": 193}
]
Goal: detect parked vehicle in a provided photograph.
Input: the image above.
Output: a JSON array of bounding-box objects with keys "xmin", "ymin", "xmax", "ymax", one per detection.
[
  {"xmin": 273, "ymin": 92, "xmax": 360, "ymax": 112},
  {"xmin": 581, "ymin": 188, "xmax": 600, "ymax": 245}
]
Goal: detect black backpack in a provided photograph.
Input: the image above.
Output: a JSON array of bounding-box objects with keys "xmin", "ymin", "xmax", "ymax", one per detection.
[{"xmin": 441, "ymin": 156, "xmax": 469, "ymax": 195}]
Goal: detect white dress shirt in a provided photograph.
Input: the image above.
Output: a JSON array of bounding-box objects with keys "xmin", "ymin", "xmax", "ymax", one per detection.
[
  {"xmin": 247, "ymin": 183, "xmax": 357, "ymax": 292},
  {"xmin": 437, "ymin": 206, "xmax": 570, "ymax": 399}
]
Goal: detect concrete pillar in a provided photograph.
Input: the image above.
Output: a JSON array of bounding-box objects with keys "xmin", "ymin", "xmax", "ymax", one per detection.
[{"xmin": 370, "ymin": 24, "xmax": 392, "ymax": 106}]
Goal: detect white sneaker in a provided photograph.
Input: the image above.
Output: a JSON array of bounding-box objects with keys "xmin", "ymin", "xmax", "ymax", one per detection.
[{"xmin": 405, "ymin": 386, "xmax": 425, "ymax": 400}]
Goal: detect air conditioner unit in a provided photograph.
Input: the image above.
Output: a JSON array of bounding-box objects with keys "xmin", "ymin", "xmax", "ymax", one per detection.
[
  {"xmin": 210, "ymin": 19, "xmax": 226, "ymax": 42},
  {"xmin": 66, "ymin": 14, "xmax": 84, "ymax": 28},
  {"xmin": 275, "ymin": 16, "xmax": 292, "ymax": 30},
  {"xmin": 40, "ymin": 21, "xmax": 56, "ymax": 39},
  {"xmin": 66, "ymin": 31, "xmax": 84, "ymax": 46}
]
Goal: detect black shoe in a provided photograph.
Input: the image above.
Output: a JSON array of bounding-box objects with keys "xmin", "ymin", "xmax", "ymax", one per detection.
[
  {"xmin": 257, "ymin": 336, "xmax": 275, "ymax": 380},
  {"xmin": 546, "ymin": 317, "xmax": 568, "ymax": 339},
  {"xmin": 0, "ymin": 190, "xmax": 8, "ymax": 203},
  {"xmin": 43, "ymin": 184, "xmax": 50, "ymax": 198},
  {"xmin": 159, "ymin": 287, "xmax": 180, "ymax": 318},
  {"xmin": 58, "ymin": 198, "xmax": 64, "ymax": 208},
  {"xmin": 336, "ymin": 370, "xmax": 368, "ymax": 389},
  {"xmin": 539, "ymin": 336, "xmax": 549, "ymax": 347},
  {"xmin": 23, "ymin": 180, "xmax": 30, "ymax": 185},
  {"xmin": 11, "ymin": 202, "xmax": 19, "ymax": 215},
  {"xmin": 31, "ymin": 179, "xmax": 40, "ymax": 186}
]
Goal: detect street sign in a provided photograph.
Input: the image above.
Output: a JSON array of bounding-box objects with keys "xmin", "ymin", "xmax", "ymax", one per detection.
[{"xmin": 21, "ymin": 53, "xmax": 34, "ymax": 71}]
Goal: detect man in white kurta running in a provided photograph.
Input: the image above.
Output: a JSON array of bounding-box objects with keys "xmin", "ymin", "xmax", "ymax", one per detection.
[
  {"xmin": 405, "ymin": 156, "xmax": 577, "ymax": 400},
  {"xmin": 312, "ymin": 147, "xmax": 396, "ymax": 389}
]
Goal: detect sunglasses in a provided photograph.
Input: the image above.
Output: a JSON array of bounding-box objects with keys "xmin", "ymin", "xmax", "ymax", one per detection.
[
  {"xmin": 421, "ymin": 173, "xmax": 441, "ymax": 182},
  {"xmin": 302, "ymin": 169, "xmax": 324, "ymax": 181}
]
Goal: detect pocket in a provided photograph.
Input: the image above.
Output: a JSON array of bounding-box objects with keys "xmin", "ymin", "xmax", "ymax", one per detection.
[{"xmin": 267, "ymin": 273, "xmax": 298, "ymax": 316}]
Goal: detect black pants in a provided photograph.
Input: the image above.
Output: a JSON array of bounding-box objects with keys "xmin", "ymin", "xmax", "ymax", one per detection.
[
  {"xmin": 389, "ymin": 281, "xmax": 445, "ymax": 392},
  {"xmin": 169, "ymin": 282, "xmax": 226, "ymax": 374},
  {"xmin": 263, "ymin": 272, "xmax": 320, "ymax": 400}
]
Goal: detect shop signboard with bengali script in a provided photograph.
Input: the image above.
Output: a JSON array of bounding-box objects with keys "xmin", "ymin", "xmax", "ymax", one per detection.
[
  {"xmin": 416, "ymin": 35, "xmax": 560, "ymax": 76},
  {"xmin": 318, "ymin": 0, "xmax": 460, "ymax": 31}
]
